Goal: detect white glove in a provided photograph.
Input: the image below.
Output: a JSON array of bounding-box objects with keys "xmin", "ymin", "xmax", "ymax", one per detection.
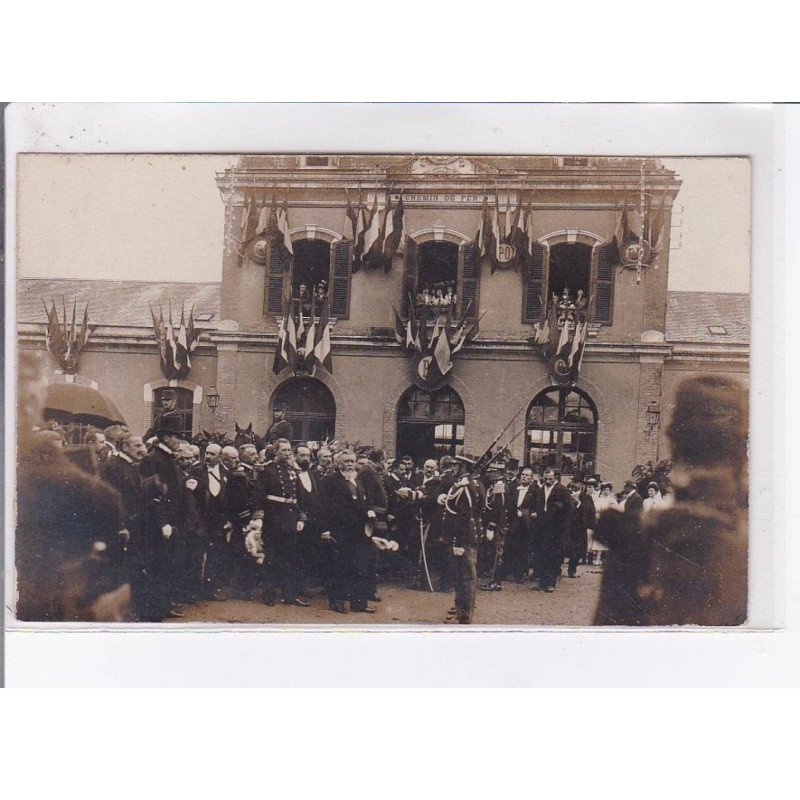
[
  {"xmin": 161, "ymin": 524, "xmax": 173, "ymax": 539},
  {"xmin": 372, "ymin": 537, "xmax": 389, "ymax": 551},
  {"xmin": 185, "ymin": 478, "xmax": 198, "ymax": 491},
  {"xmin": 296, "ymin": 520, "xmax": 305, "ymax": 532},
  {"xmin": 367, "ymin": 509, "xmax": 376, "ymax": 519},
  {"xmin": 452, "ymin": 546, "xmax": 465, "ymax": 557},
  {"xmin": 250, "ymin": 518, "xmax": 263, "ymax": 532},
  {"xmin": 437, "ymin": 493, "xmax": 447, "ymax": 506},
  {"xmin": 388, "ymin": 540, "xmax": 399, "ymax": 552}
]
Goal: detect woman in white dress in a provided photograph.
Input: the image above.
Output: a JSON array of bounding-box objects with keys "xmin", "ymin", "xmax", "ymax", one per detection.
[
  {"xmin": 589, "ymin": 482, "xmax": 616, "ymax": 563},
  {"xmin": 642, "ymin": 482, "xmax": 664, "ymax": 514}
]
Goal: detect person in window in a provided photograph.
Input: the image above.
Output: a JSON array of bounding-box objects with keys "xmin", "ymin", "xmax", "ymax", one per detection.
[
  {"xmin": 315, "ymin": 280, "xmax": 328, "ymax": 304},
  {"xmin": 265, "ymin": 404, "xmax": 293, "ymax": 445}
]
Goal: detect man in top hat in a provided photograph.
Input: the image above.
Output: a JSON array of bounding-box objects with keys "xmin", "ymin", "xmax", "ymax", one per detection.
[
  {"xmin": 138, "ymin": 412, "xmax": 186, "ymax": 619},
  {"xmin": 265, "ymin": 405, "xmax": 293, "ymax": 445}
]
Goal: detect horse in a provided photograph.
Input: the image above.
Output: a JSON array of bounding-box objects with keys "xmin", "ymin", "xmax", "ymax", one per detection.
[{"xmin": 233, "ymin": 422, "xmax": 265, "ymax": 453}]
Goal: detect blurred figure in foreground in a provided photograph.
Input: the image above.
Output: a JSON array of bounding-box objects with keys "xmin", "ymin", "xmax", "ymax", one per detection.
[
  {"xmin": 594, "ymin": 375, "xmax": 748, "ymax": 626},
  {"xmin": 16, "ymin": 352, "xmax": 131, "ymax": 621}
]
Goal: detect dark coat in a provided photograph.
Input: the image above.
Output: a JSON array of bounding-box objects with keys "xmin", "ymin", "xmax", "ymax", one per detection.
[
  {"xmin": 440, "ymin": 477, "xmax": 485, "ymax": 549},
  {"xmin": 597, "ymin": 468, "xmax": 747, "ymax": 627},
  {"xmin": 568, "ymin": 491, "xmax": 596, "ymax": 548},
  {"xmin": 100, "ymin": 455, "xmax": 147, "ymax": 541},
  {"xmin": 225, "ymin": 463, "xmax": 261, "ymax": 529},
  {"xmin": 16, "ymin": 440, "xmax": 124, "ymax": 621},
  {"xmin": 265, "ymin": 418, "xmax": 294, "ymax": 444},
  {"xmin": 139, "ymin": 444, "xmax": 185, "ymax": 529},
  {"xmin": 506, "ymin": 482, "xmax": 539, "ymax": 536},
  {"xmin": 319, "ymin": 471, "xmax": 372, "ymax": 549}
]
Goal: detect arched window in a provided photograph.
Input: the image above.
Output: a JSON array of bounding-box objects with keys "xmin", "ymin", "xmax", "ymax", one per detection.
[
  {"xmin": 525, "ymin": 387, "xmax": 597, "ymax": 477},
  {"xmin": 396, "ymin": 385, "xmax": 465, "ymax": 463},
  {"xmin": 272, "ymin": 377, "xmax": 336, "ymax": 445},
  {"xmin": 152, "ymin": 386, "xmax": 194, "ymax": 439}
]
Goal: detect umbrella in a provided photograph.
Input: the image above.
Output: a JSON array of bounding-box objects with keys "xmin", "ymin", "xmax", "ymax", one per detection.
[{"xmin": 43, "ymin": 382, "xmax": 126, "ymax": 428}]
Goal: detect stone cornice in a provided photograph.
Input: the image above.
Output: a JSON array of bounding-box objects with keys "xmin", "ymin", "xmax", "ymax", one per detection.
[{"xmin": 18, "ymin": 323, "xmax": 747, "ymax": 364}]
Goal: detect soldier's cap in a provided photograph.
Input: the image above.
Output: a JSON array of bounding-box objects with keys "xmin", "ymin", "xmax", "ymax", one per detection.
[{"xmin": 439, "ymin": 455, "xmax": 455, "ymax": 468}]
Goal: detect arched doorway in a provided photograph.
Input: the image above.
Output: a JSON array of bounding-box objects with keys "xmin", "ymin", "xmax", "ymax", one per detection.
[
  {"xmin": 272, "ymin": 377, "xmax": 336, "ymax": 445},
  {"xmin": 525, "ymin": 386, "xmax": 597, "ymax": 477},
  {"xmin": 396, "ymin": 385, "xmax": 464, "ymax": 463}
]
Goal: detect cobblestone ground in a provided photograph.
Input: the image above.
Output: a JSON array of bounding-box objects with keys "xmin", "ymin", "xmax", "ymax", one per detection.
[{"xmin": 168, "ymin": 564, "xmax": 604, "ymax": 626}]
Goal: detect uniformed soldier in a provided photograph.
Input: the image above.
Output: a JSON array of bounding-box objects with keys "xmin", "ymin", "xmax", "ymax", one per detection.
[
  {"xmin": 256, "ymin": 437, "xmax": 309, "ymax": 606},
  {"xmin": 439, "ymin": 456, "xmax": 485, "ymax": 624}
]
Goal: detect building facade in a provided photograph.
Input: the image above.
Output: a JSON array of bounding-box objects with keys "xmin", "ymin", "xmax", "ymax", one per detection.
[{"xmin": 17, "ymin": 155, "xmax": 750, "ymax": 487}]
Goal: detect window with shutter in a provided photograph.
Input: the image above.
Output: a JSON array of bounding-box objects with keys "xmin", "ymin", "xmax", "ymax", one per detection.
[
  {"xmin": 522, "ymin": 242, "xmax": 549, "ymax": 323},
  {"xmin": 590, "ymin": 242, "xmax": 616, "ymax": 324},
  {"xmin": 457, "ymin": 243, "xmax": 480, "ymax": 320},
  {"xmin": 402, "ymin": 238, "xmax": 419, "ymax": 317},
  {"xmin": 329, "ymin": 239, "xmax": 353, "ymax": 319},
  {"xmin": 264, "ymin": 240, "xmax": 291, "ymax": 315}
]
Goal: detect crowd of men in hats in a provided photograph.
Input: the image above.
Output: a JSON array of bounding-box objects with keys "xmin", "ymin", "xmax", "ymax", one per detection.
[{"xmin": 17, "ymin": 348, "xmax": 747, "ymax": 627}]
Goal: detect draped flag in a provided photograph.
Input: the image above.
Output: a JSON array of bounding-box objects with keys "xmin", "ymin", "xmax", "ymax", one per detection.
[
  {"xmin": 362, "ymin": 195, "xmax": 382, "ymax": 268},
  {"xmin": 342, "ymin": 190, "xmax": 359, "ymax": 241},
  {"xmin": 43, "ymin": 298, "xmax": 92, "ymax": 374},
  {"xmin": 303, "ymin": 296, "xmax": 317, "ymax": 364},
  {"xmin": 312, "ymin": 295, "xmax": 333, "ymax": 375},
  {"xmin": 392, "ymin": 301, "xmax": 480, "ymax": 390},
  {"xmin": 384, "ymin": 192, "xmax": 405, "ymax": 263},
  {"xmin": 149, "ymin": 302, "xmax": 201, "ymax": 380},
  {"xmin": 272, "ymin": 293, "xmax": 298, "ymax": 375},
  {"xmin": 278, "ymin": 198, "xmax": 293, "ymax": 255}
]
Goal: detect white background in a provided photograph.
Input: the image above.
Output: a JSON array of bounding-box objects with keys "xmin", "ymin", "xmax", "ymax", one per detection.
[{"xmin": 0, "ymin": 4, "xmax": 797, "ymax": 798}]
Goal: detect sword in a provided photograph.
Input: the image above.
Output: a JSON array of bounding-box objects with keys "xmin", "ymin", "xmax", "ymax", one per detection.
[{"xmin": 418, "ymin": 517, "xmax": 434, "ymax": 593}]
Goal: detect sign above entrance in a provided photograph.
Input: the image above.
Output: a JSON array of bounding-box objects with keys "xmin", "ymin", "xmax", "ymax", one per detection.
[{"xmin": 389, "ymin": 192, "xmax": 490, "ymax": 206}]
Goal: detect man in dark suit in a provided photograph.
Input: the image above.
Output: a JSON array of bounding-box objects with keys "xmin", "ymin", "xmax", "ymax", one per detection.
[
  {"xmin": 319, "ymin": 449, "xmax": 378, "ymax": 614},
  {"xmin": 138, "ymin": 413, "xmax": 186, "ymax": 619},
  {"xmin": 100, "ymin": 432, "xmax": 152, "ymax": 619},
  {"xmin": 499, "ymin": 466, "xmax": 539, "ymax": 586},
  {"xmin": 195, "ymin": 442, "xmax": 231, "ymax": 599},
  {"xmin": 294, "ymin": 443, "xmax": 323, "ymax": 593},
  {"xmin": 357, "ymin": 449, "xmax": 389, "ymax": 601},
  {"xmin": 533, "ymin": 467, "xmax": 574, "ymax": 593},
  {"xmin": 566, "ymin": 476, "xmax": 596, "ymax": 578}
]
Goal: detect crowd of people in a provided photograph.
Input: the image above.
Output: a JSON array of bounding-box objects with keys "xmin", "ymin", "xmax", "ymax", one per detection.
[{"xmin": 16, "ymin": 351, "xmax": 748, "ymax": 628}]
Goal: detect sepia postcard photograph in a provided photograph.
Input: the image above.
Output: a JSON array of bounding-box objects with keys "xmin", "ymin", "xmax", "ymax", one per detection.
[{"xmin": 10, "ymin": 144, "xmax": 751, "ymax": 629}]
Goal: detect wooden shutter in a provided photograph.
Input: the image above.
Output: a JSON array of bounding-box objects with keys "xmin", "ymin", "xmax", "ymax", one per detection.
[
  {"xmin": 264, "ymin": 240, "xmax": 291, "ymax": 315},
  {"xmin": 590, "ymin": 242, "xmax": 616, "ymax": 324},
  {"xmin": 329, "ymin": 239, "xmax": 353, "ymax": 319},
  {"xmin": 523, "ymin": 242, "xmax": 549, "ymax": 323},
  {"xmin": 457, "ymin": 243, "xmax": 480, "ymax": 320},
  {"xmin": 402, "ymin": 238, "xmax": 418, "ymax": 317}
]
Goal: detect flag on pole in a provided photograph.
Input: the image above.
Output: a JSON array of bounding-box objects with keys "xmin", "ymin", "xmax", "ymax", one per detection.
[
  {"xmin": 342, "ymin": 190, "xmax": 358, "ymax": 240},
  {"xmin": 393, "ymin": 305, "xmax": 406, "ymax": 345},
  {"xmin": 648, "ymin": 189, "xmax": 666, "ymax": 254},
  {"xmin": 384, "ymin": 192, "xmax": 405, "ymax": 261},
  {"xmin": 176, "ymin": 305, "xmax": 190, "ymax": 372},
  {"xmin": 568, "ymin": 320, "xmax": 583, "ymax": 367},
  {"xmin": 166, "ymin": 303, "xmax": 179, "ymax": 371},
  {"xmin": 278, "ymin": 198, "xmax": 293, "ymax": 255},
  {"xmin": 362, "ymin": 195, "xmax": 381, "ymax": 265},
  {"xmin": 475, "ymin": 194, "xmax": 488, "ymax": 255},
  {"xmin": 312, "ymin": 297, "xmax": 333, "ymax": 374},
  {"xmin": 432, "ymin": 325, "xmax": 453, "ymax": 377}
]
